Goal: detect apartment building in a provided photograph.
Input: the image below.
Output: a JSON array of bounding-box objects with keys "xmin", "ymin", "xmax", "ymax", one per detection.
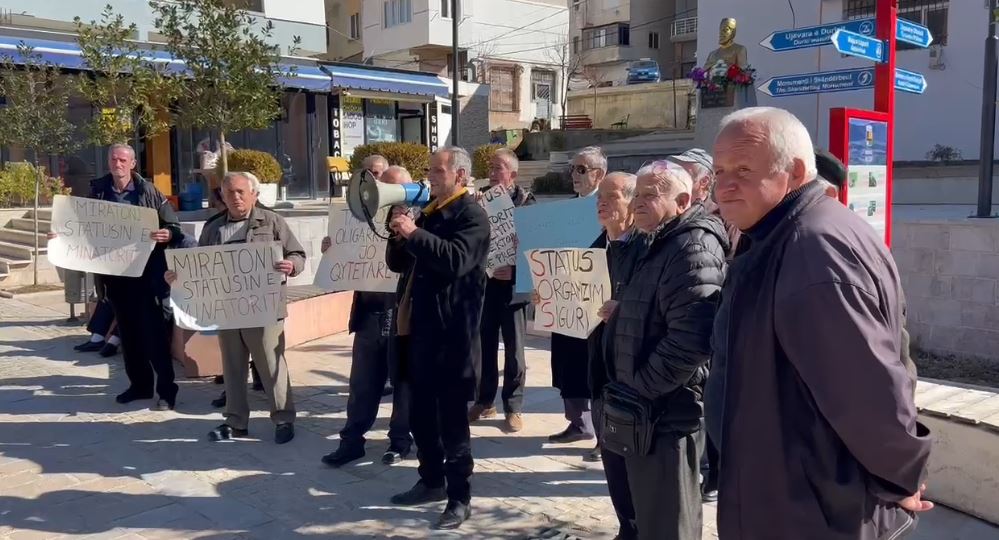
[
  {"xmin": 325, "ymin": 0, "xmax": 364, "ymax": 61},
  {"xmin": 568, "ymin": 0, "xmax": 697, "ymax": 87},
  {"xmin": 357, "ymin": 0, "xmax": 570, "ymax": 130}
]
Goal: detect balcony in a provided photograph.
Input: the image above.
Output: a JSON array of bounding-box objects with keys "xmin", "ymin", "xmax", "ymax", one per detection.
[{"xmin": 671, "ymin": 16, "xmax": 697, "ymax": 42}]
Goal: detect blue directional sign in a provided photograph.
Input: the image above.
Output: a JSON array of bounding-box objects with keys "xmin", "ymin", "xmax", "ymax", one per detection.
[
  {"xmin": 831, "ymin": 29, "xmax": 885, "ymax": 62},
  {"xmin": 896, "ymin": 19, "xmax": 933, "ymax": 48},
  {"xmin": 760, "ymin": 18, "xmax": 876, "ymax": 52},
  {"xmin": 895, "ymin": 68, "xmax": 928, "ymax": 94}
]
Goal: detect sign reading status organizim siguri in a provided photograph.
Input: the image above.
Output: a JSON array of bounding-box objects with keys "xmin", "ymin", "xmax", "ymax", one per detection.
[
  {"xmin": 47, "ymin": 195, "xmax": 159, "ymax": 277},
  {"xmin": 167, "ymin": 242, "xmax": 286, "ymax": 331}
]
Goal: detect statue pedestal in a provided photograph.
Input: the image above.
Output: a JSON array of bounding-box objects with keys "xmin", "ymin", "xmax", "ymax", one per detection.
[{"xmin": 693, "ymin": 85, "xmax": 758, "ymax": 150}]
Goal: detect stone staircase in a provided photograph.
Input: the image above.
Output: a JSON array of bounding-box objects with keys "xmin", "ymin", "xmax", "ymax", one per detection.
[{"xmin": 0, "ymin": 208, "xmax": 59, "ymax": 287}]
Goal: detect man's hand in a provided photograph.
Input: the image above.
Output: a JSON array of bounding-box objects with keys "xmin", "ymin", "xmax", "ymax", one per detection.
[
  {"xmin": 531, "ymin": 290, "xmax": 541, "ymax": 306},
  {"xmin": 899, "ymin": 484, "xmax": 934, "ymax": 513},
  {"xmin": 389, "ymin": 205, "xmax": 408, "ymax": 219},
  {"xmin": 597, "ymin": 300, "xmax": 619, "ymax": 323},
  {"xmin": 274, "ymin": 260, "xmax": 295, "ymax": 276},
  {"xmin": 321, "ymin": 236, "xmax": 331, "ymax": 254},
  {"xmin": 492, "ymin": 266, "xmax": 513, "ymax": 281},
  {"xmin": 150, "ymin": 229, "xmax": 172, "ymax": 243},
  {"xmin": 390, "ymin": 213, "xmax": 418, "ymax": 239},
  {"xmin": 46, "ymin": 231, "xmax": 57, "ymax": 241},
  {"xmin": 164, "ymin": 271, "xmax": 177, "ymax": 285}
]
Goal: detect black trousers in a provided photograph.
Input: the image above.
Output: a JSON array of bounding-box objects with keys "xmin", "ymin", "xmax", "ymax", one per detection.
[
  {"xmin": 476, "ymin": 282, "xmax": 527, "ymax": 413},
  {"xmin": 105, "ymin": 278, "xmax": 177, "ymax": 401},
  {"xmin": 594, "ymin": 398, "xmax": 638, "ymax": 539},
  {"xmin": 624, "ymin": 430, "xmax": 703, "ymax": 540},
  {"xmin": 86, "ymin": 298, "xmax": 119, "ymax": 338},
  {"xmin": 339, "ymin": 319, "xmax": 412, "ymax": 451}
]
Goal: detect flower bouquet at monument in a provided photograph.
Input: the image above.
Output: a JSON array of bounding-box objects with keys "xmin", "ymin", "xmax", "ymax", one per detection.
[{"xmin": 689, "ymin": 61, "xmax": 756, "ymax": 92}]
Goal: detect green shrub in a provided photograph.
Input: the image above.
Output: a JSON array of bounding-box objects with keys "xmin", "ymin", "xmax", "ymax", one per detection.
[
  {"xmin": 532, "ymin": 171, "xmax": 573, "ymax": 194},
  {"xmin": 0, "ymin": 162, "xmax": 69, "ymax": 208},
  {"xmin": 472, "ymin": 143, "xmax": 504, "ymax": 179},
  {"xmin": 349, "ymin": 142, "xmax": 431, "ymax": 181},
  {"xmin": 216, "ymin": 149, "xmax": 282, "ymax": 184}
]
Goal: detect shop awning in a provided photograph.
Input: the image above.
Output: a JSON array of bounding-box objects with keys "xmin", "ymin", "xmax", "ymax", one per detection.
[
  {"xmin": 0, "ymin": 35, "xmax": 331, "ymax": 92},
  {"xmin": 322, "ymin": 63, "xmax": 449, "ymax": 98}
]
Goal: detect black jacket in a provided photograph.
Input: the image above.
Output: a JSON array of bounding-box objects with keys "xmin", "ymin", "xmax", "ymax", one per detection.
[
  {"xmin": 386, "ymin": 193, "xmax": 490, "ymax": 400},
  {"xmin": 88, "ymin": 173, "xmax": 182, "ymax": 301},
  {"xmin": 609, "ymin": 204, "xmax": 728, "ymax": 433}
]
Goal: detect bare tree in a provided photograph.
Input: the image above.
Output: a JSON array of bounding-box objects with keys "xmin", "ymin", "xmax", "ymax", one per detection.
[
  {"xmin": 579, "ymin": 66, "xmax": 605, "ymax": 125},
  {"xmin": 544, "ymin": 35, "xmax": 583, "ymax": 126}
]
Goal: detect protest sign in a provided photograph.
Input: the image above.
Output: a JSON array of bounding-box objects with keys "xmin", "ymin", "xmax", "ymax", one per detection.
[
  {"xmin": 167, "ymin": 242, "xmax": 285, "ymax": 331},
  {"xmin": 478, "ymin": 185, "xmax": 517, "ymax": 275},
  {"xmin": 513, "ymin": 196, "xmax": 601, "ymax": 292},
  {"xmin": 47, "ymin": 195, "xmax": 159, "ymax": 277},
  {"xmin": 313, "ymin": 202, "xmax": 399, "ymax": 292},
  {"xmin": 526, "ymin": 247, "xmax": 610, "ymax": 339}
]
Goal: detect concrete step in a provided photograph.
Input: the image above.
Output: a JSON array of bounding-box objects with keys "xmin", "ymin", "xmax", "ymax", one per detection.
[
  {"xmin": 0, "ymin": 259, "xmax": 61, "ymax": 287},
  {"xmin": 0, "ymin": 227, "xmax": 48, "ymax": 247},
  {"xmin": 0, "ymin": 256, "xmax": 31, "ymax": 275},
  {"xmin": 22, "ymin": 208, "xmax": 52, "ymax": 221},
  {"xmin": 8, "ymin": 217, "xmax": 52, "ymax": 233},
  {"xmin": 0, "ymin": 240, "xmax": 43, "ymax": 260}
]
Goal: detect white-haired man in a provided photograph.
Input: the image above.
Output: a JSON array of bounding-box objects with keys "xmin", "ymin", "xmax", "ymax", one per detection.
[
  {"xmin": 547, "ymin": 145, "xmax": 608, "ymax": 444},
  {"xmin": 386, "ymin": 146, "xmax": 490, "ymax": 530},
  {"xmin": 169, "ymin": 172, "xmax": 306, "ymax": 445},
  {"xmin": 599, "ymin": 162, "xmax": 727, "ymax": 539},
  {"xmin": 321, "ymin": 165, "xmax": 414, "ymax": 468},
  {"xmin": 708, "ymin": 107, "xmax": 931, "ymax": 539},
  {"xmin": 362, "ymin": 154, "xmax": 389, "ymax": 180}
]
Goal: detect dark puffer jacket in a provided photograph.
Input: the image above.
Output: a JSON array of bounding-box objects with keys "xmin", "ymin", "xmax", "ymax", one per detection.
[{"xmin": 609, "ymin": 203, "xmax": 728, "ymax": 433}]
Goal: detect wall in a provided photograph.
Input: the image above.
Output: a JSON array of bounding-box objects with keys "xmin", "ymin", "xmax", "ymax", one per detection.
[
  {"xmin": 894, "ymin": 166, "xmax": 999, "ymax": 206},
  {"xmin": 324, "ymin": 0, "xmax": 364, "ymax": 61},
  {"xmin": 566, "ymin": 79, "xmax": 694, "ymax": 129},
  {"xmin": 697, "ymin": 0, "xmax": 988, "ymax": 161},
  {"xmin": 263, "ymin": 0, "xmax": 325, "ymax": 25},
  {"xmin": 892, "ymin": 218, "xmax": 999, "ymax": 363}
]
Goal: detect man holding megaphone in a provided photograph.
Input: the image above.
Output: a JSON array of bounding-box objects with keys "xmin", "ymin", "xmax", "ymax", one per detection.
[{"xmin": 385, "ymin": 146, "xmax": 490, "ymax": 531}]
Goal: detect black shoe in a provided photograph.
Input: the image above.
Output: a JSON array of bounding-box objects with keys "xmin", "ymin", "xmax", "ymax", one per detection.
[
  {"xmin": 434, "ymin": 500, "xmax": 471, "ymax": 530},
  {"xmin": 583, "ymin": 444, "xmax": 602, "ymax": 462},
  {"xmin": 275, "ymin": 423, "xmax": 295, "ymax": 444},
  {"xmin": 321, "ymin": 445, "xmax": 365, "ymax": 467},
  {"xmin": 208, "ymin": 424, "xmax": 248, "ymax": 441},
  {"xmin": 702, "ymin": 476, "xmax": 719, "ymax": 503},
  {"xmin": 152, "ymin": 398, "xmax": 175, "ymax": 411},
  {"xmin": 390, "ymin": 482, "xmax": 447, "ymax": 506},
  {"xmin": 381, "ymin": 446, "xmax": 410, "ymax": 465},
  {"xmin": 214, "ymin": 375, "xmax": 225, "ymax": 384},
  {"xmin": 98, "ymin": 343, "xmax": 119, "ymax": 357},
  {"xmin": 211, "ymin": 391, "xmax": 227, "ymax": 408},
  {"xmin": 115, "ymin": 388, "xmax": 153, "ymax": 404},
  {"xmin": 548, "ymin": 424, "xmax": 594, "ymax": 444},
  {"xmin": 75, "ymin": 341, "xmax": 104, "ymax": 352}
]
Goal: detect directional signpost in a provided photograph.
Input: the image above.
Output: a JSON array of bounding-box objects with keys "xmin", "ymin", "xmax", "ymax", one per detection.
[
  {"xmin": 895, "ymin": 18, "xmax": 933, "ymax": 48},
  {"xmin": 760, "ymin": 18, "xmax": 876, "ymax": 52},
  {"xmin": 759, "ymin": 67, "xmax": 926, "ymax": 97},
  {"xmin": 894, "ymin": 68, "xmax": 927, "ymax": 94},
  {"xmin": 831, "ymin": 29, "xmax": 885, "ymax": 62}
]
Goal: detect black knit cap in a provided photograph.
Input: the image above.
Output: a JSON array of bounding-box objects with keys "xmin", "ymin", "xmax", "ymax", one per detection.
[{"xmin": 815, "ymin": 148, "xmax": 847, "ymax": 190}]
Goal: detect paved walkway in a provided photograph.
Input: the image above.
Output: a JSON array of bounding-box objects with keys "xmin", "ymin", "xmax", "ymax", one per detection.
[{"xmin": 1, "ymin": 292, "xmax": 997, "ymax": 540}]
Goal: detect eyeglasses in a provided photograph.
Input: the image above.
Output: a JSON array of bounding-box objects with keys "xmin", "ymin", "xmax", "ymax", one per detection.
[{"xmin": 571, "ymin": 164, "xmax": 598, "ymax": 175}]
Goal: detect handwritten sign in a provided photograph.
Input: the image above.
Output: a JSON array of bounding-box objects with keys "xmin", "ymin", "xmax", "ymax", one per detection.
[
  {"xmin": 478, "ymin": 186, "xmax": 517, "ymax": 275},
  {"xmin": 313, "ymin": 202, "xmax": 399, "ymax": 293},
  {"xmin": 47, "ymin": 195, "xmax": 159, "ymax": 277},
  {"xmin": 526, "ymin": 248, "xmax": 610, "ymax": 339},
  {"xmin": 514, "ymin": 196, "xmax": 601, "ymax": 292},
  {"xmin": 167, "ymin": 243, "xmax": 285, "ymax": 331}
]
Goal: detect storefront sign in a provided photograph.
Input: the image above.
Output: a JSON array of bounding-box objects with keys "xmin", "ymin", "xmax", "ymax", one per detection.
[
  {"xmin": 167, "ymin": 242, "xmax": 286, "ymax": 331},
  {"xmin": 343, "ymin": 96, "xmax": 365, "ymax": 156},
  {"xmin": 526, "ymin": 248, "xmax": 611, "ymax": 339},
  {"xmin": 314, "ymin": 202, "xmax": 400, "ymax": 293},
  {"xmin": 365, "ymin": 98, "xmax": 398, "ymax": 143},
  {"xmin": 428, "ymin": 101, "xmax": 440, "ymax": 152},
  {"xmin": 47, "ymin": 195, "xmax": 159, "ymax": 277},
  {"xmin": 329, "ymin": 95, "xmax": 347, "ymax": 187}
]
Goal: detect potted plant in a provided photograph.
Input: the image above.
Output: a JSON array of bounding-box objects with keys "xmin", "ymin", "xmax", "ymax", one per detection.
[{"xmin": 215, "ymin": 149, "xmax": 282, "ymax": 207}]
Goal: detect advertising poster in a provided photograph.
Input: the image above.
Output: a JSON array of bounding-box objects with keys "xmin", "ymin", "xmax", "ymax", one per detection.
[
  {"xmin": 342, "ymin": 96, "xmax": 365, "ymax": 157},
  {"xmin": 845, "ymin": 118, "xmax": 889, "ymax": 237}
]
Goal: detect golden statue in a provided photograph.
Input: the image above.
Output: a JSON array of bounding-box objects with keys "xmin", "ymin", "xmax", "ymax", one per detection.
[{"xmin": 704, "ymin": 18, "xmax": 748, "ymax": 69}]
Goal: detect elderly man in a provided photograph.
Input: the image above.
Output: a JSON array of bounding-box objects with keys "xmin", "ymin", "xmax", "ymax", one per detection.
[
  {"xmin": 362, "ymin": 154, "xmax": 389, "ymax": 180},
  {"xmin": 321, "ymin": 165, "xmax": 414, "ymax": 467},
  {"xmin": 547, "ymin": 145, "xmax": 608, "ymax": 444},
  {"xmin": 61, "ymin": 144, "xmax": 181, "ymax": 409},
  {"xmin": 169, "ymin": 172, "xmax": 306, "ymax": 444},
  {"xmin": 709, "ymin": 107, "xmax": 931, "ymax": 540},
  {"xmin": 600, "ymin": 162, "xmax": 727, "ymax": 540},
  {"xmin": 468, "ymin": 148, "xmax": 536, "ymax": 433},
  {"xmin": 386, "ymin": 146, "xmax": 489, "ymax": 530}
]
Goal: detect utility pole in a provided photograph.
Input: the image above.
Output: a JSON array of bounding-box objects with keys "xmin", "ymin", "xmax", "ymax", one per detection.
[
  {"xmin": 451, "ymin": 0, "xmax": 460, "ymax": 146},
  {"xmin": 976, "ymin": 0, "xmax": 999, "ymax": 218}
]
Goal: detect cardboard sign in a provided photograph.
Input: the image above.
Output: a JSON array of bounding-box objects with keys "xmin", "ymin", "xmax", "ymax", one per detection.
[
  {"xmin": 513, "ymin": 196, "xmax": 601, "ymax": 292},
  {"xmin": 167, "ymin": 242, "xmax": 286, "ymax": 331},
  {"xmin": 478, "ymin": 185, "xmax": 517, "ymax": 275},
  {"xmin": 47, "ymin": 195, "xmax": 159, "ymax": 277},
  {"xmin": 313, "ymin": 203, "xmax": 399, "ymax": 293},
  {"xmin": 526, "ymin": 247, "xmax": 611, "ymax": 339}
]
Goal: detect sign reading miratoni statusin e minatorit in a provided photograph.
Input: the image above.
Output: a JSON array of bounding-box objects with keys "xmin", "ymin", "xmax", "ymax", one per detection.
[{"xmin": 47, "ymin": 195, "xmax": 159, "ymax": 277}]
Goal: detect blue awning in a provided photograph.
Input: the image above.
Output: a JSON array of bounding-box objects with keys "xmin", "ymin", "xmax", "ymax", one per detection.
[
  {"xmin": 0, "ymin": 35, "xmax": 330, "ymax": 92},
  {"xmin": 322, "ymin": 63, "xmax": 449, "ymax": 98}
]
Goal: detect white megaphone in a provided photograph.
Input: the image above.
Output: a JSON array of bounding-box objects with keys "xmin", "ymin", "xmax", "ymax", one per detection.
[{"xmin": 346, "ymin": 169, "xmax": 432, "ymax": 222}]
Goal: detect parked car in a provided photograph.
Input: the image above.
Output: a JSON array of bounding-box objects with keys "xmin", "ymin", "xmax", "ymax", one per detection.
[{"xmin": 626, "ymin": 60, "xmax": 661, "ymax": 85}]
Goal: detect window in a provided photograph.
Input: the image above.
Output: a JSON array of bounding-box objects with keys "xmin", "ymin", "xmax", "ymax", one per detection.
[
  {"xmin": 441, "ymin": 0, "xmax": 451, "ymax": 18},
  {"xmin": 442, "ymin": 0, "xmax": 469, "ymax": 19},
  {"xmin": 349, "ymin": 13, "xmax": 361, "ymax": 40},
  {"xmin": 489, "ymin": 67, "xmax": 516, "ymax": 112},
  {"xmin": 582, "ymin": 23, "xmax": 631, "ymax": 50},
  {"xmin": 649, "ymin": 31, "xmax": 660, "ymax": 49},
  {"xmin": 843, "ymin": 0, "xmax": 948, "ymax": 47},
  {"xmin": 573, "ymin": 36, "xmax": 580, "ymax": 53},
  {"xmin": 384, "ymin": 0, "xmax": 412, "ymax": 28}
]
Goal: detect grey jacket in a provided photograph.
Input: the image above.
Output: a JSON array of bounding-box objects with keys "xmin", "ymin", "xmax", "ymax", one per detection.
[
  {"xmin": 199, "ymin": 207, "xmax": 306, "ymax": 320},
  {"xmin": 713, "ymin": 182, "xmax": 931, "ymax": 540}
]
